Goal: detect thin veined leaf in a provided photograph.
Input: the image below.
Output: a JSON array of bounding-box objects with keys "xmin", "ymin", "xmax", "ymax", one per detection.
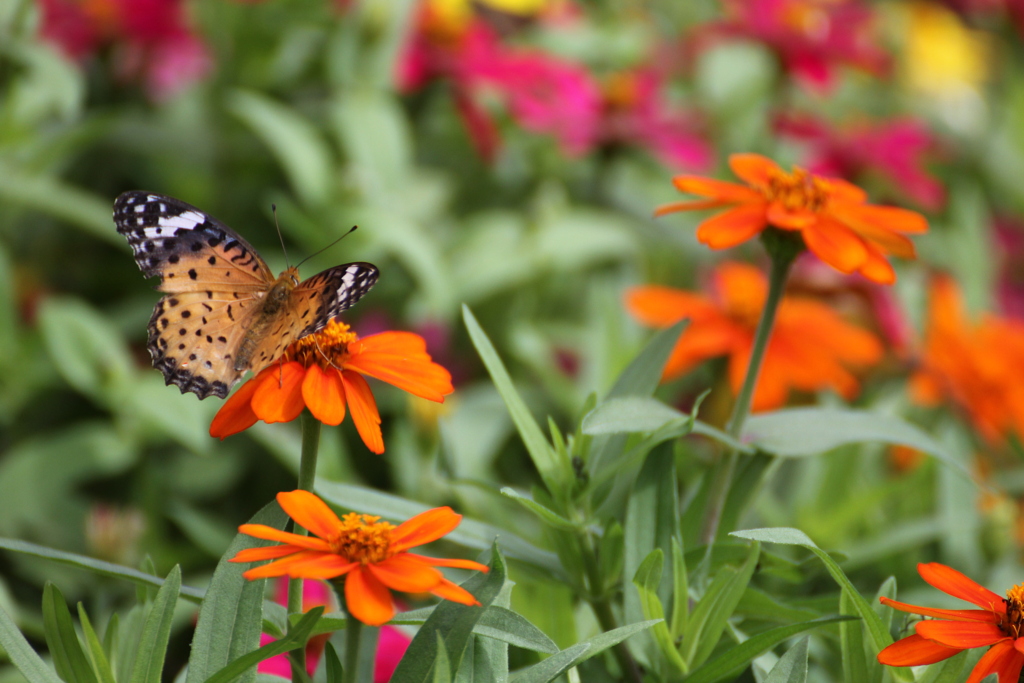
[
  {"xmin": 839, "ymin": 589, "xmax": 869, "ymax": 683},
  {"xmin": 729, "ymin": 528, "xmax": 910, "ymax": 682},
  {"xmin": 389, "ymin": 545, "xmax": 507, "ymax": 683},
  {"xmin": 128, "ymin": 565, "xmax": 181, "ymax": 683},
  {"xmin": 763, "ymin": 637, "xmax": 809, "ymax": 683},
  {"xmin": 0, "ymin": 601, "xmax": 65, "ymax": 683},
  {"xmin": 499, "ymin": 488, "xmax": 578, "ymax": 531},
  {"xmin": 432, "ymin": 633, "xmax": 451, "ymax": 683},
  {"xmin": 463, "ymin": 305, "xmax": 571, "ymax": 499},
  {"xmin": 42, "ymin": 584, "xmax": 99, "ymax": 683},
  {"xmin": 508, "ymin": 621, "xmax": 659, "ymax": 683},
  {"xmin": 632, "ymin": 551, "xmax": 687, "ymax": 674},
  {"xmin": 201, "ymin": 607, "xmax": 324, "ymax": 683},
  {"xmin": 917, "ymin": 650, "xmax": 968, "ymax": 683},
  {"xmin": 670, "ymin": 537, "xmax": 689, "ymax": 639},
  {"xmin": 683, "ymin": 616, "xmax": 855, "ymax": 683},
  {"xmin": 0, "ymin": 537, "xmax": 204, "ymax": 603},
  {"xmin": 186, "ymin": 502, "xmax": 289, "ymax": 683},
  {"xmin": 315, "ymin": 481, "xmax": 560, "ymax": 575},
  {"xmin": 581, "ymin": 396, "xmax": 691, "ymax": 435},
  {"xmin": 76, "ymin": 606, "xmax": 117, "ymax": 683},
  {"xmin": 323, "ymin": 643, "xmax": 343, "ymax": 683}
]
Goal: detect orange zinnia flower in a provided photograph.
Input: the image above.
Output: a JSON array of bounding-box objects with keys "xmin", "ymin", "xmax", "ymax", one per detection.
[
  {"xmin": 909, "ymin": 275, "xmax": 1024, "ymax": 444},
  {"xmin": 626, "ymin": 261, "xmax": 883, "ymax": 411},
  {"xmin": 231, "ymin": 490, "xmax": 489, "ymax": 626},
  {"xmin": 656, "ymin": 153, "xmax": 928, "ymax": 284},
  {"xmin": 209, "ymin": 320, "xmax": 454, "ymax": 453},
  {"xmin": 878, "ymin": 563, "xmax": 1024, "ymax": 683}
]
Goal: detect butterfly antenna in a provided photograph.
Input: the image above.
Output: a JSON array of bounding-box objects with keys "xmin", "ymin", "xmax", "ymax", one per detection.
[
  {"xmin": 296, "ymin": 226, "xmax": 359, "ymax": 269},
  {"xmin": 272, "ymin": 204, "xmax": 290, "ymax": 268}
]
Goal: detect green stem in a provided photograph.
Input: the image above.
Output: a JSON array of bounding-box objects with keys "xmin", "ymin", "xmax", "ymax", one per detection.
[
  {"xmin": 287, "ymin": 411, "xmax": 323, "ymax": 680},
  {"xmin": 701, "ymin": 242, "xmax": 797, "ymax": 544},
  {"xmin": 343, "ymin": 614, "xmax": 363, "ymax": 683}
]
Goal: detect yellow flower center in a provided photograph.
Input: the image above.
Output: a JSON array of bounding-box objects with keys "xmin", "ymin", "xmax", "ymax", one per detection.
[
  {"xmin": 760, "ymin": 166, "xmax": 831, "ymax": 213},
  {"xmin": 284, "ymin": 319, "xmax": 359, "ymax": 371},
  {"xmin": 1002, "ymin": 584, "xmax": 1024, "ymax": 638},
  {"xmin": 327, "ymin": 512, "xmax": 396, "ymax": 564}
]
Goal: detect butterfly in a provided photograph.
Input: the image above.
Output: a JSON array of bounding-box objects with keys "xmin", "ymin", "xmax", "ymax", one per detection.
[{"xmin": 114, "ymin": 191, "xmax": 379, "ymax": 400}]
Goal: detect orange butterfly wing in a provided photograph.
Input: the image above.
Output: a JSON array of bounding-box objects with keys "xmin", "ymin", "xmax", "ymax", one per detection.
[{"xmin": 114, "ymin": 192, "xmax": 378, "ymax": 399}]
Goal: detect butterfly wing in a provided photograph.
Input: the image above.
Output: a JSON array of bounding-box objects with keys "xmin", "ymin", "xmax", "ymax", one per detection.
[
  {"xmin": 114, "ymin": 191, "xmax": 275, "ymax": 398},
  {"xmin": 247, "ymin": 262, "xmax": 380, "ymax": 374}
]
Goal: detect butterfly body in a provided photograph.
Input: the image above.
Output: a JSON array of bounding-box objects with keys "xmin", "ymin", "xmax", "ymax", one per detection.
[{"xmin": 115, "ymin": 192, "xmax": 378, "ymax": 399}]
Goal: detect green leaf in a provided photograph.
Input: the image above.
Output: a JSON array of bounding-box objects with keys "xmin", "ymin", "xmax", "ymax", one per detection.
[
  {"xmin": 42, "ymin": 584, "xmax": 98, "ymax": 683},
  {"xmin": 316, "ymin": 477, "xmax": 560, "ymax": 577},
  {"xmin": 729, "ymin": 528, "xmax": 907, "ymax": 680},
  {"xmin": 330, "ymin": 89, "xmax": 412, "ymax": 198},
  {"xmin": 76, "ymin": 606, "xmax": 116, "ymax": 683},
  {"xmin": 390, "ymin": 545, "xmax": 507, "ymax": 683},
  {"xmin": 499, "ymin": 488, "xmax": 578, "ymax": 530},
  {"xmin": 0, "ymin": 601, "xmax": 64, "ymax": 683},
  {"xmin": 323, "ymin": 644, "xmax": 343, "ymax": 683},
  {"xmin": 432, "ymin": 633, "xmax": 451, "ymax": 683},
  {"xmin": 763, "ymin": 637, "xmax": 808, "ymax": 683},
  {"xmin": 0, "ymin": 538, "xmax": 203, "ymax": 603},
  {"xmin": 463, "ymin": 306, "xmax": 570, "ymax": 499},
  {"xmin": 917, "ymin": 650, "xmax": 968, "ymax": 683},
  {"xmin": 225, "ymin": 90, "xmax": 334, "ymax": 207},
  {"xmin": 186, "ymin": 502, "xmax": 288, "ymax": 683},
  {"xmin": 840, "ymin": 589, "xmax": 870, "ymax": 683},
  {"xmin": 631, "ymin": 551, "xmax": 687, "ymax": 674},
  {"xmin": 128, "ymin": 565, "xmax": 181, "ymax": 683},
  {"xmin": 742, "ymin": 409, "xmax": 973, "ymax": 479},
  {"xmin": 682, "ymin": 542, "xmax": 760, "ymax": 669},
  {"xmin": 669, "ymin": 537, "xmax": 688, "ymax": 639},
  {"xmin": 508, "ymin": 621, "xmax": 659, "ymax": 683},
  {"xmin": 581, "ymin": 397, "xmax": 690, "ymax": 435},
  {"xmin": 684, "ymin": 616, "xmax": 853, "ymax": 683},
  {"xmin": 598, "ymin": 521, "xmax": 624, "ymax": 593},
  {"xmin": 201, "ymin": 607, "xmax": 324, "ymax": 683}
]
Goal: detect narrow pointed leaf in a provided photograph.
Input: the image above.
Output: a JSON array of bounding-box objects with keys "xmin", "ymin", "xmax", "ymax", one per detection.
[
  {"xmin": 128, "ymin": 565, "xmax": 181, "ymax": 683},
  {"xmin": 77, "ymin": 606, "xmax": 116, "ymax": 683},
  {"xmin": 508, "ymin": 620, "xmax": 659, "ymax": 683},
  {"xmin": 432, "ymin": 634, "xmax": 451, "ymax": 683},
  {"xmin": 201, "ymin": 607, "xmax": 324, "ymax": 683},
  {"xmin": 499, "ymin": 488, "xmax": 577, "ymax": 530},
  {"xmin": 632, "ymin": 551, "xmax": 687, "ymax": 673},
  {"xmin": 764, "ymin": 638, "xmax": 809, "ymax": 683},
  {"xmin": 42, "ymin": 584, "xmax": 99, "ymax": 683},
  {"xmin": 0, "ymin": 602, "xmax": 64, "ymax": 683}
]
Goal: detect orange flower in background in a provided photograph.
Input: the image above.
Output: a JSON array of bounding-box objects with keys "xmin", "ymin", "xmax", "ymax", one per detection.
[
  {"xmin": 210, "ymin": 320, "xmax": 454, "ymax": 453},
  {"xmin": 909, "ymin": 275, "xmax": 1024, "ymax": 444},
  {"xmin": 231, "ymin": 490, "xmax": 489, "ymax": 626},
  {"xmin": 878, "ymin": 562, "xmax": 1024, "ymax": 682},
  {"xmin": 626, "ymin": 261, "xmax": 883, "ymax": 411},
  {"xmin": 655, "ymin": 153, "xmax": 928, "ymax": 284}
]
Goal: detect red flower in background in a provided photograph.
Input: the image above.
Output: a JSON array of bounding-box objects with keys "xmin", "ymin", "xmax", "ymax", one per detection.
[
  {"xmin": 38, "ymin": 0, "xmax": 210, "ymax": 100},
  {"xmin": 695, "ymin": 0, "xmax": 889, "ymax": 92},
  {"xmin": 995, "ymin": 215, "xmax": 1024, "ymax": 320},
  {"xmin": 775, "ymin": 113, "xmax": 945, "ymax": 211}
]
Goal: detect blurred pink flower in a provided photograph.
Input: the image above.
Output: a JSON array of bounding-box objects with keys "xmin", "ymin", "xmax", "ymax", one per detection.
[
  {"xmin": 695, "ymin": 0, "xmax": 889, "ymax": 92},
  {"xmin": 37, "ymin": 0, "xmax": 211, "ymax": 100},
  {"xmin": 590, "ymin": 69, "xmax": 712, "ymax": 170},
  {"xmin": 258, "ymin": 579, "xmax": 337, "ymax": 678},
  {"xmin": 775, "ymin": 113, "xmax": 945, "ymax": 211},
  {"xmin": 374, "ymin": 626, "xmax": 412, "ymax": 683},
  {"xmin": 996, "ymin": 215, "xmax": 1024, "ymax": 320}
]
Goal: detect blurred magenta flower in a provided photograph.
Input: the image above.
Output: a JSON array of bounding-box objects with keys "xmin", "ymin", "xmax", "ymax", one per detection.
[
  {"xmin": 37, "ymin": 0, "xmax": 210, "ymax": 100},
  {"xmin": 258, "ymin": 578, "xmax": 336, "ymax": 678},
  {"xmin": 996, "ymin": 215, "xmax": 1024, "ymax": 320},
  {"xmin": 775, "ymin": 113, "xmax": 945, "ymax": 211},
  {"xmin": 695, "ymin": 0, "xmax": 888, "ymax": 92},
  {"xmin": 374, "ymin": 625, "xmax": 412, "ymax": 682}
]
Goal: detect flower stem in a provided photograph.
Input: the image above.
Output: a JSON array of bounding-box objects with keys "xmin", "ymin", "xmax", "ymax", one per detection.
[
  {"xmin": 701, "ymin": 239, "xmax": 797, "ymax": 544},
  {"xmin": 343, "ymin": 613, "xmax": 362, "ymax": 683},
  {"xmin": 287, "ymin": 411, "xmax": 323, "ymax": 680}
]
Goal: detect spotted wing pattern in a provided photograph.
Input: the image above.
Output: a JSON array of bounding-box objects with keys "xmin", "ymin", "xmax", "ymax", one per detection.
[
  {"xmin": 246, "ymin": 263, "xmax": 380, "ymax": 373},
  {"xmin": 115, "ymin": 191, "xmax": 379, "ymax": 400}
]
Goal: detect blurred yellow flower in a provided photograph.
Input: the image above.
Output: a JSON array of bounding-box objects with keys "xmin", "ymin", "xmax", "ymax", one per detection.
[{"xmin": 900, "ymin": 2, "xmax": 991, "ymax": 98}]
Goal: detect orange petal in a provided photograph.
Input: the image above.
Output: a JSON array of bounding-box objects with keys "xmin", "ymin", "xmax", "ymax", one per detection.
[
  {"xmin": 236, "ymin": 524, "xmax": 333, "ymax": 551},
  {"xmin": 801, "ymin": 218, "xmax": 869, "ymax": 274},
  {"xmin": 368, "ymin": 555, "xmax": 443, "ymax": 592},
  {"xmin": 695, "ymin": 203, "xmax": 769, "ymax": 249},
  {"xmin": 856, "ymin": 243, "xmax": 896, "ymax": 285},
  {"xmin": 837, "ymin": 202, "xmax": 929, "ymax": 234},
  {"xmin": 242, "ymin": 550, "xmax": 329, "ymax": 580},
  {"xmin": 301, "ymin": 364, "xmax": 347, "ymax": 426},
  {"xmin": 830, "ymin": 204, "xmax": 918, "ymax": 258},
  {"xmin": 672, "ymin": 175, "xmax": 762, "ymax": 202},
  {"xmin": 345, "ymin": 566, "xmax": 395, "ymax": 626},
  {"xmin": 404, "ymin": 553, "xmax": 490, "ymax": 573},
  {"xmin": 654, "ymin": 199, "xmax": 731, "ymax": 216},
  {"xmin": 965, "ymin": 639, "xmax": 1024, "ymax": 683},
  {"xmin": 251, "ymin": 362, "xmax": 307, "ymax": 424},
  {"xmin": 877, "ymin": 634, "xmax": 964, "ymax": 666},
  {"xmin": 915, "ymin": 620, "xmax": 1006, "ymax": 648},
  {"xmin": 278, "ymin": 554, "xmax": 358, "ymax": 580},
  {"xmin": 766, "ymin": 204, "xmax": 818, "ymax": 229},
  {"xmin": 918, "ymin": 563, "xmax": 1006, "ymax": 611},
  {"xmin": 879, "ymin": 596, "xmax": 1000, "ymax": 622},
  {"xmin": 277, "ymin": 490, "xmax": 344, "ymax": 540},
  {"xmin": 430, "ymin": 578, "xmax": 480, "ymax": 606},
  {"xmin": 728, "ymin": 153, "xmax": 778, "ymax": 187},
  {"xmin": 824, "ymin": 178, "xmax": 868, "ymax": 203},
  {"xmin": 340, "ymin": 370, "xmax": 384, "ymax": 454},
  {"xmin": 230, "ymin": 545, "xmax": 305, "ymax": 563},
  {"xmin": 663, "ymin": 320, "xmax": 745, "ymax": 381},
  {"xmin": 390, "ymin": 507, "xmax": 462, "ymax": 552},
  {"xmin": 209, "ymin": 374, "xmax": 264, "ymax": 439},
  {"xmin": 624, "ymin": 286, "xmax": 720, "ymax": 327},
  {"xmin": 344, "ymin": 332, "xmax": 453, "ymax": 402},
  {"xmin": 715, "ymin": 261, "xmax": 768, "ymax": 310}
]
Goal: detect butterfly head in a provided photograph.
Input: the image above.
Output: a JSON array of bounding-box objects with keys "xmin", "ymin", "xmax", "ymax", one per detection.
[{"xmin": 265, "ymin": 267, "xmax": 301, "ymax": 312}]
